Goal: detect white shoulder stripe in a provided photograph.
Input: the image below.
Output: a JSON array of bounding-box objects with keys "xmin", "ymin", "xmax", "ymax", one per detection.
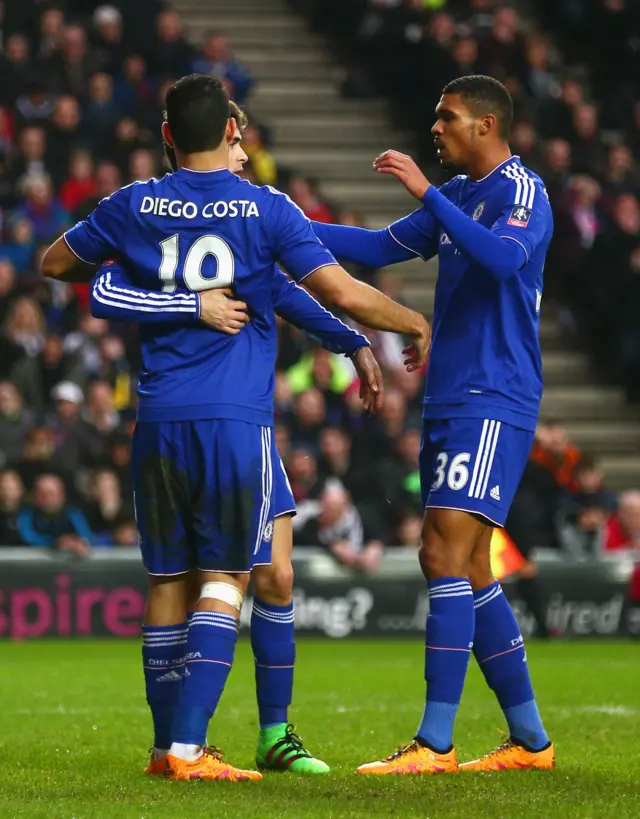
[{"xmin": 500, "ymin": 162, "xmax": 536, "ymax": 210}]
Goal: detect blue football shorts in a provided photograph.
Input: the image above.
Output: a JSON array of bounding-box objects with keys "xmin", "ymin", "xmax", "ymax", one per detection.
[
  {"xmin": 420, "ymin": 417, "xmax": 535, "ymax": 527},
  {"xmin": 253, "ymin": 453, "xmax": 296, "ymax": 566},
  {"xmin": 132, "ymin": 419, "xmax": 277, "ymax": 575}
]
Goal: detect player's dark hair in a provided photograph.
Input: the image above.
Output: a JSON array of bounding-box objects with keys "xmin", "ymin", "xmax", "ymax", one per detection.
[
  {"xmin": 443, "ymin": 75, "xmax": 514, "ymax": 140},
  {"xmin": 163, "ymin": 100, "xmax": 248, "ymax": 172},
  {"xmin": 164, "ymin": 74, "xmax": 229, "ymax": 153}
]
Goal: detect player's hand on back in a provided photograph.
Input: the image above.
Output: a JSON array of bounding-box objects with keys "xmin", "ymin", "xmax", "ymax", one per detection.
[
  {"xmin": 199, "ymin": 288, "xmax": 250, "ymax": 334},
  {"xmin": 373, "ymin": 150, "xmax": 431, "ymax": 201},
  {"xmin": 351, "ymin": 347, "xmax": 384, "ymax": 413}
]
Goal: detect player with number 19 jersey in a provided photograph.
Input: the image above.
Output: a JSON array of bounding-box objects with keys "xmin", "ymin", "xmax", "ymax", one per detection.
[{"xmin": 64, "ymin": 167, "xmax": 337, "ymax": 574}]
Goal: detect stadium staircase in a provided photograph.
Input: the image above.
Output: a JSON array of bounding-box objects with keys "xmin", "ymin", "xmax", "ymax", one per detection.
[{"xmin": 173, "ymin": 0, "xmax": 640, "ymax": 490}]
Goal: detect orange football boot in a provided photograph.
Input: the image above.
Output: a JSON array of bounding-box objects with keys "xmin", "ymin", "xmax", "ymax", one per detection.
[
  {"xmin": 357, "ymin": 740, "xmax": 458, "ymax": 775},
  {"xmin": 459, "ymin": 738, "xmax": 555, "ymax": 772},
  {"xmin": 163, "ymin": 746, "xmax": 262, "ymax": 781},
  {"xmin": 143, "ymin": 750, "xmax": 166, "ymax": 776}
]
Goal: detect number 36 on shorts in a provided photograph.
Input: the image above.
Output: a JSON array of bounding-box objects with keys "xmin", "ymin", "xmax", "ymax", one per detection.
[{"xmin": 419, "ymin": 417, "xmax": 535, "ymax": 527}]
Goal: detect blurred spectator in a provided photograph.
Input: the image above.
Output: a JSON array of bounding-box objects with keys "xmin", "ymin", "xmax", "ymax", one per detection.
[
  {"xmin": 83, "ymin": 380, "xmax": 120, "ymax": 437},
  {"xmin": 114, "ymin": 55, "xmax": 156, "ymax": 118},
  {"xmin": 318, "ymin": 425, "xmax": 369, "ymax": 505},
  {"xmin": 478, "ymin": 5, "xmax": 527, "ymax": 90},
  {"xmin": 84, "ymin": 72, "xmax": 121, "ymax": 145},
  {"xmin": 290, "ymin": 388, "xmax": 328, "ymax": 448},
  {"xmin": 241, "ymin": 123, "xmax": 276, "ymax": 185},
  {"xmin": 59, "ymin": 150, "xmax": 97, "ymax": 214},
  {"xmin": 147, "ymin": 9, "xmax": 193, "ymax": 77},
  {"xmin": 288, "ymin": 347, "xmax": 354, "ymax": 406},
  {"xmin": 0, "ymin": 381, "xmax": 33, "ymax": 466},
  {"xmin": 0, "ymin": 33, "xmax": 31, "ymax": 106},
  {"xmin": 85, "ymin": 467, "xmax": 134, "ymax": 545},
  {"xmin": 0, "ymin": 219, "xmax": 36, "ymax": 274},
  {"xmin": 128, "ymin": 148, "xmax": 158, "ymax": 183},
  {"xmin": 531, "ymin": 420, "xmax": 582, "ymax": 490},
  {"xmin": 0, "ymin": 259, "xmax": 18, "ymax": 327},
  {"xmin": 523, "ymin": 36, "xmax": 559, "ymax": 102},
  {"xmin": 46, "ymin": 24, "xmax": 105, "ymax": 99},
  {"xmin": 394, "ymin": 512, "xmax": 422, "ymax": 547},
  {"xmin": 16, "ymin": 472, "xmax": 92, "ymax": 553},
  {"xmin": 47, "ymin": 380, "xmax": 103, "ymax": 472},
  {"xmin": 14, "ymin": 426, "xmax": 61, "ymax": 491},
  {"xmin": 296, "ymin": 482, "xmax": 384, "ymax": 574},
  {"xmin": 193, "ymin": 30, "xmax": 255, "ymax": 105},
  {"xmin": 570, "ymin": 104, "xmax": 606, "ymax": 175},
  {"xmin": 0, "ymin": 469, "xmax": 25, "ymax": 546},
  {"xmin": 46, "ymin": 95, "xmax": 85, "ymax": 186},
  {"xmin": 36, "ymin": 6, "xmax": 65, "ymax": 61},
  {"xmin": 559, "ymin": 455, "xmax": 617, "ymax": 557},
  {"xmin": 287, "ymin": 446, "xmax": 324, "ymax": 516},
  {"xmin": 14, "ymin": 173, "xmax": 70, "ymax": 244},
  {"xmin": 92, "ymin": 5, "xmax": 128, "ymax": 74},
  {"xmin": 605, "ymin": 490, "xmax": 640, "ymax": 552},
  {"xmin": 2, "ymin": 295, "xmax": 46, "ymax": 358},
  {"xmin": 375, "ymin": 426, "xmax": 422, "ymax": 520},
  {"xmin": 288, "ymin": 176, "xmax": 334, "ymax": 223},
  {"xmin": 15, "ymin": 79, "xmax": 56, "ymax": 127},
  {"xmin": 11, "ymin": 125, "xmax": 48, "ymax": 187}
]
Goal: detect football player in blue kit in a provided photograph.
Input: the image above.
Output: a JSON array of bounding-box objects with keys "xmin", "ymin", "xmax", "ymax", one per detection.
[
  {"xmin": 41, "ymin": 75, "xmax": 430, "ymax": 781},
  {"xmin": 309, "ymin": 75, "xmax": 556, "ymax": 774},
  {"xmin": 89, "ymin": 101, "xmax": 379, "ymax": 776}
]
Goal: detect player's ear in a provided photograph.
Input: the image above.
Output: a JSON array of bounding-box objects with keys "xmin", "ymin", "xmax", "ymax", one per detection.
[
  {"xmin": 161, "ymin": 121, "xmax": 174, "ymax": 148},
  {"xmin": 479, "ymin": 114, "xmax": 496, "ymax": 137},
  {"xmin": 225, "ymin": 117, "xmax": 237, "ymax": 145}
]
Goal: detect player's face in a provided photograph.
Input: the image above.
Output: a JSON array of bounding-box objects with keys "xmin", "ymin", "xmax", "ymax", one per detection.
[
  {"xmin": 228, "ymin": 134, "xmax": 248, "ymax": 173},
  {"xmin": 431, "ymin": 94, "xmax": 480, "ymax": 169}
]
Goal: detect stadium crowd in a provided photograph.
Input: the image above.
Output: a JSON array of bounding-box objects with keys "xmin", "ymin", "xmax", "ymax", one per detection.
[{"xmin": 0, "ymin": 0, "xmax": 638, "ymax": 562}]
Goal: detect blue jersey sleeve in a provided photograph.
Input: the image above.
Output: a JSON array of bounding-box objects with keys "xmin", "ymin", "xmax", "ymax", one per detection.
[
  {"xmin": 311, "ymin": 221, "xmax": 420, "ymax": 267},
  {"xmin": 490, "ymin": 177, "xmax": 553, "ymax": 265},
  {"xmin": 64, "ymin": 186, "xmax": 133, "ymax": 265},
  {"xmin": 422, "ymin": 185, "xmax": 528, "ymax": 282},
  {"xmin": 264, "ymin": 189, "xmax": 338, "ymax": 281},
  {"xmin": 385, "ymin": 207, "xmax": 439, "ymax": 261},
  {"xmin": 91, "ymin": 262, "xmax": 200, "ymax": 323},
  {"xmin": 271, "ymin": 267, "xmax": 369, "ymax": 356}
]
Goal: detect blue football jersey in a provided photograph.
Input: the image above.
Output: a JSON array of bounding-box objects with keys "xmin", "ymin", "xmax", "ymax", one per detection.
[
  {"xmin": 389, "ymin": 157, "xmax": 553, "ymax": 431},
  {"xmin": 64, "ymin": 168, "xmax": 336, "ymax": 424}
]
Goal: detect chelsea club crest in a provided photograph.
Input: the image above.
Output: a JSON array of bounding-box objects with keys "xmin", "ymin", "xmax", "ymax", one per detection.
[{"xmin": 472, "ymin": 201, "xmax": 485, "ymax": 221}]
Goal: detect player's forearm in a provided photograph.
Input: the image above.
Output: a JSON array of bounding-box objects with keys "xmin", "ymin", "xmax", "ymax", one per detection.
[
  {"xmin": 91, "ymin": 271, "xmax": 200, "ymax": 324},
  {"xmin": 311, "ymin": 222, "xmax": 415, "ymax": 267},
  {"xmin": 330, "ymin": 276, "xmax": 425, "ymax": 337},
  {"xmin": 41, "ymin": 236, "xmax": 96, "ymax": 282},
  {"xmin": 422, "ymin": 187, "xmax": 525, "ymax": 281},
  {"xmin": 275, "ymin": 280, "xmax": 369, "ymax": 356}
]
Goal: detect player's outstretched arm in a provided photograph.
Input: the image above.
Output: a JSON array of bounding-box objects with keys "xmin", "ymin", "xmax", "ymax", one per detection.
[
  {"xmin": 91, "ymin": 262, "xmax": 250, "ymax": 333},
  {"xmin": 374, "ymin": 151, "xmax": 531, "ymax": 281},
  {"xmin": 311, "ymin": 221, "xmax": 419, "ymax": 267},
  {"xmin": 269, "ymin": 192, "xmax": 430, "ymax": 367},
  {"xmin": 304, "ymin": 264, "xmax": 430, "ymax": 369}
]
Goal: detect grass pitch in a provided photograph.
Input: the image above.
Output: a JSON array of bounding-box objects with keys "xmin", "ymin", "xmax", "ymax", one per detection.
[{"xmin": 0, "ymin": 639, "xmax": 638, "ymax": 818}]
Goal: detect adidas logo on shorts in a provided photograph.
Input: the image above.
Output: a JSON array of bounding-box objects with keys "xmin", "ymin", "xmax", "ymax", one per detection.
[{"xmin": 490, "ymin": 485, "xmax": 501, "ymax": 501}]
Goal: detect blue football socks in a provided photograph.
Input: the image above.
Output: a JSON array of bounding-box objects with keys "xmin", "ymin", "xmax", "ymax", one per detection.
[
  {"xmin": 142, "ymin": 622, "xmax": 187, "ymax": 751},
  {"xmin": 473, "ymin": 582, "xmax": 549, "ymax": 751},
  {"xmin": 416, "ymin": 577, "xmax": 475, "ymax": 753},
  {"xmin": 251, "ymin": 598, "xmax": 295, "ymax": 729},
  {"xmin": 171, "ymin": 611, "xmax": 239, "ymax": 746}
]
